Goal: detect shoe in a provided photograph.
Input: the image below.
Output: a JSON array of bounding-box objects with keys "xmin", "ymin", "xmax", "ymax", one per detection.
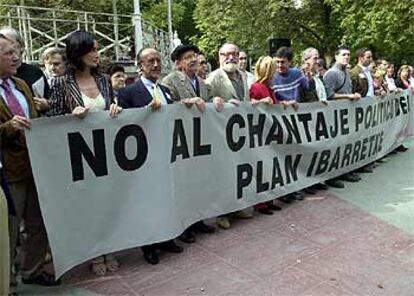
[
  {"xmin": 356, "ymin": 166, "xmax": 373, "ymax": 173},
  {"xmin": 279, "ymin": 196, "xmax": 293, "ymax": 203},
  {"xmin": 217, "ymin": 216, "xmax": 231, "ymax": 229},
  {"xmin": 376, "ymin": 157, "xmax": 388, "ymax": 163},
  {"xmin": 311, "ymin": 183, "xmax": 329, "ymax": 190},
  {"xmin": 105, "ymin": 255, "xmax": 119, "ymax": 272},
  {"xmin": 233, "ymin": 210, "xmax": 253, "ymax": 219},
  {"xmin": 396, "ymin": 145, "xmax": 409, "ymax": 152},
  {"xmin": 340, "ymin": 173, "xmax": 360, "ymax": 182},
  {"xmin": 266, "ymin": 202, "xmax": 282, "ymax": 211},
  {"xmin": 325, "ymin": 179, "xmax": 345, "ymax": 188},
  {"xmin": 91, "ymin": 257, "xmax": 107, "ymax": 276},
  {"xmin": 256, "ymin": 208, "xmax": 273, "ymax": 215},
  {"xmin": 158, "ymin": 240, "xmax": 183, "ymax": 253},
  {"xmin": 191, "ymin": 221, "xmax": 215, "ymax": 233},
  {"xmin": 21, "ymin": 272, "xmax": 61, "ymax": 286},
  {"xmin": 142, "ymin": 246, "xmax": 159, "ymax": 265},
  {"xmin": 291, "ymin": 192, "xmax": 304, "ymax": 201},
  {"xmin": 350, "ymin": 172, "xmax": 362, "ymax": 181},
  {"xmin": 303, "ymin": 188, "xmax": 317, "ymax": 195},
  {"xmin": 179, "ymin": 230, "xmax": 196, "ymax": 243}
]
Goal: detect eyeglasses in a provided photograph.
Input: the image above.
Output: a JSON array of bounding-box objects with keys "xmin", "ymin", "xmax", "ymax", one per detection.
[{"xmin": 219, "ymin": 51, "xmax": 239, "ymax": 58}]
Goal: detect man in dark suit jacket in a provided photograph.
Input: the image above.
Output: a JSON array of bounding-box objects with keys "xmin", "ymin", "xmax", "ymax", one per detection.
[
  {"xmin": 118, "ymin": 48, "xmax": 183, "ymax": 265},
  {"xmin": 118, "ymin": 48, "xmax": 172, "ymax": 109},
  {"xmin": 350, "ymin": 47, "xmax": 374, "ymax": 98}
]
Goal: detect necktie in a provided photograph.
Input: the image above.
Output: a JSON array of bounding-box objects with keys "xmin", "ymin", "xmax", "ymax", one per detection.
[
  {"xmin": 152, "ymin": 84, "xmax": 164, "ymax": 105},
  {"xmin": 1, "ymin": 80, "xmax": 26, "ymax": 117}
]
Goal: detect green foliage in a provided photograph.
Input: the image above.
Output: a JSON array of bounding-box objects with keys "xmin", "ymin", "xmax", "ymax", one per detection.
[
  {"xmin": 194, "ymin": 0, "xmax": 414, "ymax": 65},
  {"xmin": 328, "ymin": 0, "xmax": 414, "ymax": 64},
  {"xmin": 1, "ymin": 0, "xmax": 413, "ymax": 65}
]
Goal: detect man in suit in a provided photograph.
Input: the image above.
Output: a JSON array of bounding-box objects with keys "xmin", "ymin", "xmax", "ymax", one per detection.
[
  {"xmin": 205, "ymin": 43, "xmax": 253, "ymax": 229},
  {"xmin": 206, "ymin": 43, "xmax": 249, "ymax": 111},
  {"xmin": 161, "ymin": 44, "xmax": 215, "ymax": 243},
  {"xmin": 0, "ymin": 34, "xmax": 59, "ymax": 288},
  {"xmin": 0, "ymin": 27, "xmax": 50, "ymax": 113},
  {"xmin": 349, "ymin": 48, "xmax": 376, "ymax": 173},
  {"xmin": 349, "ymin": 47, "xmax": 374, "ymax": 98},
  {"xmin": 118, "ymin": 48, "xmax": 184, "ymax": 265},
  {"xmin": 162, "ymin": 44, "xmax": 207, "ymax": 109}
]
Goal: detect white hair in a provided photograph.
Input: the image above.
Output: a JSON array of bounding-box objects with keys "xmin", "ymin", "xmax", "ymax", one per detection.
[
  {"xmin": 0, "ymin": 26, "xmax": 24, "ymax": 48},
  {"xmin": 302, "ymin": 47, "xmax": 319, "ymax": 62}
]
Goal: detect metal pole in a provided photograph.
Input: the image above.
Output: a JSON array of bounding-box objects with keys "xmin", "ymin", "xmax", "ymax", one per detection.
[
  {"xmin": 52, "ymin": 10, "xmax": 58, "ymax": 47},
  {"xmin": 133, "ymin": 0, "xmax": 143, "ymax": 58},
  {"xmin": 112, "ymin": 0, "xmax": 120, "ymax": 61},
  {"xmin": 167, "ymin": 0, "xmax": 173, "ymax": 53}
]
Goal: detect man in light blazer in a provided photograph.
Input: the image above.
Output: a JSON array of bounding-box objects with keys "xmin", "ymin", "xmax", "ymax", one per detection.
[
  {"xmin": 162, "ymin": 44, "xmax": 208, "ymax": 104},
  {"xmin": 162, "ymin": 44, "xmax": 215, "ymax": 244},
  {"xmin": 205, "ymin": 43, "xmax": 253, "ymax": 229},
  {"xmin": 206, "ymin": 43, "xmax": 249, "ymax": 110}
]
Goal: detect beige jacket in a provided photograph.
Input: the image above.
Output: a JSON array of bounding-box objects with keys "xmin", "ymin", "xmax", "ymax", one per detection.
[{"xmin": 205, "ymin": 68, "xmax": 249, "ymax": 102}]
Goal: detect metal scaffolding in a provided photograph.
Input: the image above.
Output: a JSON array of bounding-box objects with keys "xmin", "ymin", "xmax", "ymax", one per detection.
[{"xmin": 0, "ymin": 4, "xmax": 171, "ymax": 69}]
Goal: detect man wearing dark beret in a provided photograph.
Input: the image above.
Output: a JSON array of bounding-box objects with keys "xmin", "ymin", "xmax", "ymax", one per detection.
[
  {"xmin": 162, "ymin": 44, "xmax": 216, "ymax": 243},
  {"xmin": 162, "ymin": 44, "xmax": 208, "ymax": 111}
]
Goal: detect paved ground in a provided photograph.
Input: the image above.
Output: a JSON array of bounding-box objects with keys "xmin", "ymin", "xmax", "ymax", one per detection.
[{"xmin": 17, "ymin": 140, "xmax": 414, "ymax": 296}]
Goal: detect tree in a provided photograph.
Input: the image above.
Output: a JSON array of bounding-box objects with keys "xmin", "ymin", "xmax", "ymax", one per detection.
[
  {"xmin": 193, "ymin": 0, "xmax": 414, "ymax": 65},
  {"xmin": 328, "ymin": 0, "xmax": 414, "ymax": 64}
]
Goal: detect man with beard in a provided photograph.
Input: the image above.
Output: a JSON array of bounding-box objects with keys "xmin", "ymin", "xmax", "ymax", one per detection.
[
  {"xmin": 205, "ymin": 43, "xmax": 252, "ymax": 229},
  {"xmin": 323, "ymin": 45, "xmax": 362, "ymax": 188},
  {"xmin": 206, "ymin": 43, "xmax": 249, "ymax": 107},
  {"xmin": 350, "ymin": 47, "xmax": 374, "ymax": 98}
]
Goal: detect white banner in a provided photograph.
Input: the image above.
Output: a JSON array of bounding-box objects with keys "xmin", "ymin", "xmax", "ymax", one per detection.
[{"xmin": 26, "ymin": 91, "xmax": 413, "ymax": 277}]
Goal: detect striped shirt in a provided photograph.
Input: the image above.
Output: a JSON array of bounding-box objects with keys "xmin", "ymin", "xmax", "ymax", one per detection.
[{"xmin": 271, "ymin": 68, "xmax": 313, "ymax": 102}]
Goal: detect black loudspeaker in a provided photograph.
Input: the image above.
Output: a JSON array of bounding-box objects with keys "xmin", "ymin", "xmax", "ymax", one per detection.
[{"xmin": 268, "ymin": 38, "xmax": 291, "ymax": 56}]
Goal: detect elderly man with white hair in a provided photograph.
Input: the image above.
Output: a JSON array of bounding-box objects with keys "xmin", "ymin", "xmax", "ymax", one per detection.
[
  {"xmin": 205, "ymin": 43, "xmax": 252, "ymax": 229},
  {"xmin": 301, "ymin": 47, "xmax": 328, "ymax": 103},
  {"xmin": 0, "ymin": 26, "xmax": 50, "ymax": 114},
  {"xmin": 206, "ymin": 43, "xmax": 249, "ymax": 111}
]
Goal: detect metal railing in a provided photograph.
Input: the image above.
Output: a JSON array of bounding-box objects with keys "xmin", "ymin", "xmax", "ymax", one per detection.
[{"xmin": 0, "ymin": 5, "xmax": 171, "ymax": 69}]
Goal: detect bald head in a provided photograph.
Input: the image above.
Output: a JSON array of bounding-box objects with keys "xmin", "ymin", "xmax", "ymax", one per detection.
[{"xmin": 137, "ymin": 47, "xmax": 162, "ymax": 82}]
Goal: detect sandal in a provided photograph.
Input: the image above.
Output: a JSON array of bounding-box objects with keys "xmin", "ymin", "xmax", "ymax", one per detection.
[
  {"xmin": 91, "ymin": 256, "xmax": 107, "ymax": 276},
  {"xmin": 105, "ymin": 254, "xmax": 119, "ymax": 272}
]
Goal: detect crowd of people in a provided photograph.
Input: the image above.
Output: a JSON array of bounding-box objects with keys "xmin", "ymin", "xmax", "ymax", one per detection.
[{"xmin": 0, "ymin": 25, "xmax": 413, "ymax": 295}]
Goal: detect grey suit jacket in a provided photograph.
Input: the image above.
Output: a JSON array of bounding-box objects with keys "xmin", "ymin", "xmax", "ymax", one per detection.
[
  {"xmin": 205, "ymin": 68, "xmax": 249, "ymax": 102},
  {"xmin": 161, "ymin": 70, "xmax": 208, "ymax": 102}
]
